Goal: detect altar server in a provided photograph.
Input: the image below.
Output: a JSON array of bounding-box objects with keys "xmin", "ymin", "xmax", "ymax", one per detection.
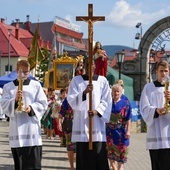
[
  {"xmin": 140, "ymin": 60, "xmax": 170, "ymax": 170},
  {"xmin": 67, "ymin": 58, "xmax": 112, "ymax": 170},
  {"xmin": 1, "ymin": 60, "xmax": 48, "ymax": 170}
]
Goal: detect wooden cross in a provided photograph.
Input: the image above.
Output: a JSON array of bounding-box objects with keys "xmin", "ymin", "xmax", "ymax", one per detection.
[{"xmin": 76, "ymin": 4, "xmax": 105, "ymax": 150}]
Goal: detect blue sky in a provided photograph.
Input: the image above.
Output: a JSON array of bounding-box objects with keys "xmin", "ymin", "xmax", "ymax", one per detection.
[{"xmin": 0, "ymin": 0, "xmax": 170, "ymax": 48}]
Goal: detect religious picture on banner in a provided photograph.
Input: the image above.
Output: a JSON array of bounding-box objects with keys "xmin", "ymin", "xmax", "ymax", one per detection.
[{"xmin": 54, "ymin": 63, "xmax": 75, "ymax": 89}]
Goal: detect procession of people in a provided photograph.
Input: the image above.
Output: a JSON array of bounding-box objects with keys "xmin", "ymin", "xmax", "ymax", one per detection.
[
  {"xmin": 0, "ymin": 51, "xmax": 133, "ymax": 170},
  {"xmin": 1, "ymin": 37, "xmax": 170, "ymax": 170}
]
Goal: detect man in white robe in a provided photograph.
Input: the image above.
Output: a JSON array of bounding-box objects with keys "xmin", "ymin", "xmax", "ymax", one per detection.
[
  {"xmin": 1, "ymin": 60, "xmax": 48, "ymax": 170},
  {"xmin": 140, "ymin": 60, "xmax": 170, "ymax": 170},
  {"xmin": 67, "ymin": 59, "xmax": 112, "ymax": 170}
]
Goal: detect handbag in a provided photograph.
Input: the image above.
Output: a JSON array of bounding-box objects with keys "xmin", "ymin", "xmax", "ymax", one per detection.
[{"xmin": 62, "ymin": 119, "xmax": 72, "ymax": 133}]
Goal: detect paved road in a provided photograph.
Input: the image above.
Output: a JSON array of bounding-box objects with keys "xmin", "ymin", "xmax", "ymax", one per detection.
[{"xmin": 0, "ymin": 120, "xmax": 151, "ymax": 170}]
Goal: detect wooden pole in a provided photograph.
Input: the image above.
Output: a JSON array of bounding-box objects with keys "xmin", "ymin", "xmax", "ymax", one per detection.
[{"xmin": 76, "ymin": 4, "xmax": 105, "ymax": 150}]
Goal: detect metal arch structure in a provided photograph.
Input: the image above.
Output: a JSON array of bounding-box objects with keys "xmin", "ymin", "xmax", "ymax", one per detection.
[{"xmin": 137, "ymin": 16, "xmax": 170, "ymax": 96}]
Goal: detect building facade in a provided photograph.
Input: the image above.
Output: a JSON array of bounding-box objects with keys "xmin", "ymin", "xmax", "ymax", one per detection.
[{"xmin": 0, "ymin": 15, "xmax": 87, "ymax": 76}]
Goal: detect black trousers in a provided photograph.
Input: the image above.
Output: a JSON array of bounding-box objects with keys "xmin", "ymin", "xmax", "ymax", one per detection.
[
  {"xmin": 76, "ymin": 142, "xmax": 109, "ymax": 170},
  {"xmin": 149, "ymin": 149, "xmax": 170, "ymax": 170},
  {"xmin": 11, "ymin": 146, "xmax": 42, "ymax": 170}
]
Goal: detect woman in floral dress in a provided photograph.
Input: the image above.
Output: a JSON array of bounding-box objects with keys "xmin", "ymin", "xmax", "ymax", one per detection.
[
  {"xmin": 43, "ymin": 87, "xmax": 56, "ymax": 140},
  {"xmin": 59, "ymin": 97, "xmax": 76, "ymax": 170},
  {"xmin": 106, "ymin": 84, "xmax": 132, "ymax": 170}
]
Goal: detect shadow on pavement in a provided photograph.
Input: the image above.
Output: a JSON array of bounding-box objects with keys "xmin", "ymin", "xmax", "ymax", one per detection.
[{"xmin": 0, "ymin": 165, "xmax": 14, "ymax": 170}]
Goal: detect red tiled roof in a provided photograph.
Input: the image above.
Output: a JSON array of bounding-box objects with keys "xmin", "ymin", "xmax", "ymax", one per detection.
[
  {"xmin": 0, "ymin": 23, "xmax": 32, "ymax": 57},
  {"xmin": 110, "ymin": 51, "xmax": 137, "ymax": 67},
  {"xmin": 20, "ymin": 38, "xmax": 32, "ymax": 49},
  {"xmin": 110, "ymin": 50, "xmax": 167, "ymax": 68}
]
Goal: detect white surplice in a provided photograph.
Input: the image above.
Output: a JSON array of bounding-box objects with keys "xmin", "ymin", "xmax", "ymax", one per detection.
[
  {"xmin": 67, "ymin": 75, "xmax": 112, "ymax": 142},
  {"xmin": 1, "ymin": 79, "xmax": 48, "ymax": 148},
  {"xmin": 140, "ymin": 81, "xmax": 170, "ymax": 150}
]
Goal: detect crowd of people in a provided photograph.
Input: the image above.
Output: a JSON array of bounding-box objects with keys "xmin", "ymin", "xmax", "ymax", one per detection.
[
  {"xmin": 0, "ymin": 55, "xmax": 133, "ymax": 170},
  {"xmin": 41, "ymin": 51, "xmax": 132, "ymax": 170},
  {"xmin": 3, "ymin": 44, "xmax": 169, "ymax": 170}
]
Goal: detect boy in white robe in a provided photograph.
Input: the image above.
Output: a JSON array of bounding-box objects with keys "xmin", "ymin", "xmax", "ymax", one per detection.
[
  {"xmin": 1, "ymin": 60, "xmax": 48, "ymax": 170},
  {"xmin": 67, "ymin": 58, "xmax": 112, "ymax": 170},
  {"xmin": 140, "ymin": 60, "xmax": 170, "ymax": 170}
]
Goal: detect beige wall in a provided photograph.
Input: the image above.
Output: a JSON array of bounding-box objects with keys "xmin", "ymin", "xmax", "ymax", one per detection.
[{"xmin": 0, "ymin": 57, "xmax": 27, "ymax": 76}]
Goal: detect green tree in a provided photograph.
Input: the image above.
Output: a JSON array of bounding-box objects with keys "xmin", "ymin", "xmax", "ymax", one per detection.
[{"xmin": 35, "ymin": 47, "xmax": 50, "ymax": 82}]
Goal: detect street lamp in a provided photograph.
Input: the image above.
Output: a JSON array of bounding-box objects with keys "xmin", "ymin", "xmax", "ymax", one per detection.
[
  {"xmin": 116, "ymin": 51, "xmax": 125, "ymax": 79},
  {"xmin": 135, "ymin": 22, "xmax": 142, "ymax": 40},
  {"xmin": 7, "ymin": 28, "xmax": 12, "ymax": 73},
  {"xmin": 135, "ymin": 22, "xmax": 142, "ymax": 97}
]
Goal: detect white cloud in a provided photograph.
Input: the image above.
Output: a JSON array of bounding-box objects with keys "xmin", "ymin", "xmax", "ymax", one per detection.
[{"xmin": 106, "ymin": 0, "xmax": 170, "ymax": 28}]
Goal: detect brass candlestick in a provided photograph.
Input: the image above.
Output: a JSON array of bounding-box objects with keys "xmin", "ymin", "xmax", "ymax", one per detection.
[
  {"xmin": 15, "ymin": 70, "xmax": 26, "ymax": 112},
  {"xmin": 162, "ymin": 75, "xmax": 170, "ymax": 114}
]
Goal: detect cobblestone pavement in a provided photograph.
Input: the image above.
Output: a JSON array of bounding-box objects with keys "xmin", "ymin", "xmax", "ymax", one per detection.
[{"xmin": 0, "ymin": 120, "xmax": 151, "ymax": 170}]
